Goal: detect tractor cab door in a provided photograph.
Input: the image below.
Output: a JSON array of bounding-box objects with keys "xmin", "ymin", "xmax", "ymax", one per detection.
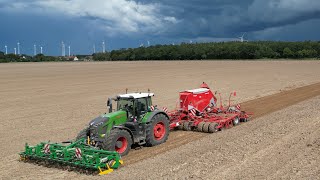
[
  {"xmin": 117, "ymin": 99, "xmax": 135, "ymax": 120},
  {"xmin": 135, "ymin": 98, "xmax": 149, "ymax": 121}
]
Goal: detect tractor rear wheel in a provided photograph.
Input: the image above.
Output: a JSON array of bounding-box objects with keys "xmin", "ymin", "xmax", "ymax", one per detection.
[
  {"xmin": 145, "ymin": 114, "xmax": 169, "ymax": 147},
  {"xmin": 101, "ymin": 129, "xmax": 132, "ymax": 156},
  {"xmin": 208, "ymin": 123, "xmax": 218, "ymax": 133},
  {"xmin": 197, "ymin": 122, "xmax": 205, "ymax": 132}
]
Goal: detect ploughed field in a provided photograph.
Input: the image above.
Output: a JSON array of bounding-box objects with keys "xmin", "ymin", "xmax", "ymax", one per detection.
[{"xmin": 0, "ymin": 61, "xmax": 319, "ymax": 179}]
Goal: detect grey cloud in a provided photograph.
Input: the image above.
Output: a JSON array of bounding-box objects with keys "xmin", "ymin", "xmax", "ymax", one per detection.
[
  {"xmin": 1, "ymin": 0, "xmax": 319, "ymax": 41},
  {"xmin": 156, "ymin": 0, "xmax": 320, "ymax": 40}
]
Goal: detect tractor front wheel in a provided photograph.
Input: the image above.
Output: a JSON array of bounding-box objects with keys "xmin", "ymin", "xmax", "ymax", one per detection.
[
  {"xmin": 76, "ymin": 128, "xmax": 89, "ymax": 141},
  {"xmin": 101, "ymin": 129, "xmax": 132, "ymax": 156},
  {"xmin": 146, "ymin": 114, "xmax": 170, "ymax": 146}
]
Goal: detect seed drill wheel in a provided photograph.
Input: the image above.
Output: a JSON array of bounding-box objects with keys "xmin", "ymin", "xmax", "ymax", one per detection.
[
  {"xmin": 183, "ymin": 122, "xmax": 191, "ymax": 131},
  {"xmin": 233, "ymin": 117, "xmax": 240, "ymax": 126},
  {"xmin": 146, "ymin": 113, "xmax": 169, "ymax": 146},
  {"xmin": 197, "ymin": 122, "xmax": 205, "ymax": 132},
  {"xmin": 240, "ymin": 111, "xmax": 249, "ymax": 122},
  {"xmin": 101, "ymin": 129, "xmax": 132, "ymax": 156},
  {"xmin": 202, "ymin": 122, "xmax": 211, "ymax": 133},
  {"xmin": 208, "ymin": 122, "xmax": 218, "ymax": 133},
  {"xmin": 178, "ymin": 121, "xmax": 184, "ymax": 130}
]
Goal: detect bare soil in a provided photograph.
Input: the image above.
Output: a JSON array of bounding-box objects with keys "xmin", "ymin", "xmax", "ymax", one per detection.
[{"xmin": 0, "ymin": 61, "xmax": 319, "ymax": 179}]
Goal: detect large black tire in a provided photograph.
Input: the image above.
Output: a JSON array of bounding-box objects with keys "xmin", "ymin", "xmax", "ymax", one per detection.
[
  {"xmin": 101, "ymin": 129, "xmax": 133, "ymax": 156},
  {"xmin": 76, "ymin": 128, "xmax": 89, "ymax": 140},
  {"xmin": 145, "ymin": 113, "xmax": 170, "ymax": 147}
]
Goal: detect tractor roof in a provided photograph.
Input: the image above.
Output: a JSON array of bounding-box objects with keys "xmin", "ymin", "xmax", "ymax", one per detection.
[{"xmin": 117, "ymin": 93, "xmax": 154, "ymax": 99}]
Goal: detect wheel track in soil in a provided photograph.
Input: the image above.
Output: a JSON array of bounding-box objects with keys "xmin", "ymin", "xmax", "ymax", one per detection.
[{"xmin": 123, "ymin": 82, "xmax": 320, "ymax": 165}]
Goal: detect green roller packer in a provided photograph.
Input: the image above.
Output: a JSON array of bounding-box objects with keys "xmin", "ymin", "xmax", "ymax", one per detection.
[{"xmin": 19, "ymin": 138, "xmax": 123, "ymax": 175}]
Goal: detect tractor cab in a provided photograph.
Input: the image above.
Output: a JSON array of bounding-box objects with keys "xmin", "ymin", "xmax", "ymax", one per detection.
[{"xmin": 107, "ymin": 93, "xmax": 154, "ymax": 121}]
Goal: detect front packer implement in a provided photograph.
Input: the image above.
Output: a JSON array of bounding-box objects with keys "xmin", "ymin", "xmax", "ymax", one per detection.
[{"xmin": 19, "ymin": 139, "xmax": 123, "ymax": 175}]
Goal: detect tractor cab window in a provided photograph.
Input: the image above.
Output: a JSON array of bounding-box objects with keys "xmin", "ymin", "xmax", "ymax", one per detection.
[
  {"xmin": 135, "ymin": 98, "xmax": 148, "ymax": 117},
  {"xmin": 146, "ymin": 97, "xmax": 152, "ymax": 107},
  {"xmin": 117, "ymin": 99, "xmax": 134, "ymax": 115}
]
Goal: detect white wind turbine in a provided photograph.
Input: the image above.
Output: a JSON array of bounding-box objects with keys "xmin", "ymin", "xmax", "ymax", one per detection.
[
  {"xmin": 40, "ymin": 46, "xmax": 43, "ymax": 54},
  {"xmin": 68, "ymin": 45, "xmax": 71, "ymax": 57},
  {"xmin": 102, "ymin": 41, "xmax": 105, "ymax": 53},
  {"xmin": 14, "ymin": 48, "xmax": 17, "ymax": 55},
  {"xmin": 17, "ymin": 42, "xmax": 20, "ymax": 55},
  {"xmin": 34, "ymin": 44, "xmax": 37, "ymax": 56},
  {"xmin": 147, "ymin": 40, "xmax": 150, "ymax": 47},
  {"xmin": 238, "ymin": 33, "xmax": 248, "ymax": 42},
  {"xmin": 5, "ymin": 45, "xmax": 8, "ymax": 55},
  {"xmin": 61, "ymin": 41, "xmax": 65, "ymax": 56}
]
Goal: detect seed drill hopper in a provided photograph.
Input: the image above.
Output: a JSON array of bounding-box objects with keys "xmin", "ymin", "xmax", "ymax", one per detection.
[{"xmin": 19, "ymin": 138, "xmax": 123, "ymax": 175}]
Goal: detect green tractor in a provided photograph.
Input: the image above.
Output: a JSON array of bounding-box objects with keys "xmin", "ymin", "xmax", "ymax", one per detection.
[{"xmin": 76, "ymin": 92, "xmax": 170, "ymax": 156}]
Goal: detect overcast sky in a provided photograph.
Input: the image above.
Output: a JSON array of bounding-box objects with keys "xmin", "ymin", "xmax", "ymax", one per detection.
[{"xmin": 1, "ymin": 0, "xmax": 320, "ymax": 55}]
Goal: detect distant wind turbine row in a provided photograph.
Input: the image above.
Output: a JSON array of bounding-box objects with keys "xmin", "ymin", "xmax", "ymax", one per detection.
[
  {"xmin": 3, "ymin": 42, "xmax": 45, "ymax": 56},
  {"xmin": 139, "ymin": 40, "xmax": 152, "ymax": 47},
  {"xmin": 2, "ymin": 35, "xmax": 249, "ymax": 56}
]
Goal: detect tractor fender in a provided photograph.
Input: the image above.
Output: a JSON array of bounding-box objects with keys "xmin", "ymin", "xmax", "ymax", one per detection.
[
  {"xmin": 145, "ymin": 110, "xmax": 170, "ymax": 123},
  {"xmin": 112, "ymin": 125, "xmax": 135, "ymax": 142}
]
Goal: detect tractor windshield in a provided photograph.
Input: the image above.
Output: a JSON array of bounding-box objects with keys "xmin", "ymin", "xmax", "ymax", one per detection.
[{"xmin": 117, "ymin": 99, "xmax": 134, "ymax": 112}]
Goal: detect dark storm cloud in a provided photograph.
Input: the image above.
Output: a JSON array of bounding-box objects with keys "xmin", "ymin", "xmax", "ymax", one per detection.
[{"xmin": 139, "ymin": 0, "xmax": 320, "ymax": 39}]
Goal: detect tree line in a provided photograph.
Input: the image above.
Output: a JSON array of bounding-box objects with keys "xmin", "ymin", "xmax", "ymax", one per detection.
[
  {"xmin": 93, "ymin": 41, "xmax": 320, "ymax": 61},
  {"xmin": 0, "ymin": 53, "xmax": 68, "ymax": 63},
  {"xmin": 1, "ymin": 41, "xmax": 320, "ymax": 63}
]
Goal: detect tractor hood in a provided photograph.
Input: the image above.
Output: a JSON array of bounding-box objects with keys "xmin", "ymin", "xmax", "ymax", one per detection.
[
  {"xmin": 89, "ymin": 116, "xmax": 109, "ymax": 127},
  {"xmin": 88, "ymin": 110, "xmax": 127, "ymax": 127}
]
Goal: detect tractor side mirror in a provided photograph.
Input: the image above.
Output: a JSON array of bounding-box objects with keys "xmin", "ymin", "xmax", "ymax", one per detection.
[
  {"xmin": 107, "ymin": 98, "xmax": 111, "ymax": 106},
  {"xmin": 107, "ymin": 98, "xmax": 113, "ymax": 113}
]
